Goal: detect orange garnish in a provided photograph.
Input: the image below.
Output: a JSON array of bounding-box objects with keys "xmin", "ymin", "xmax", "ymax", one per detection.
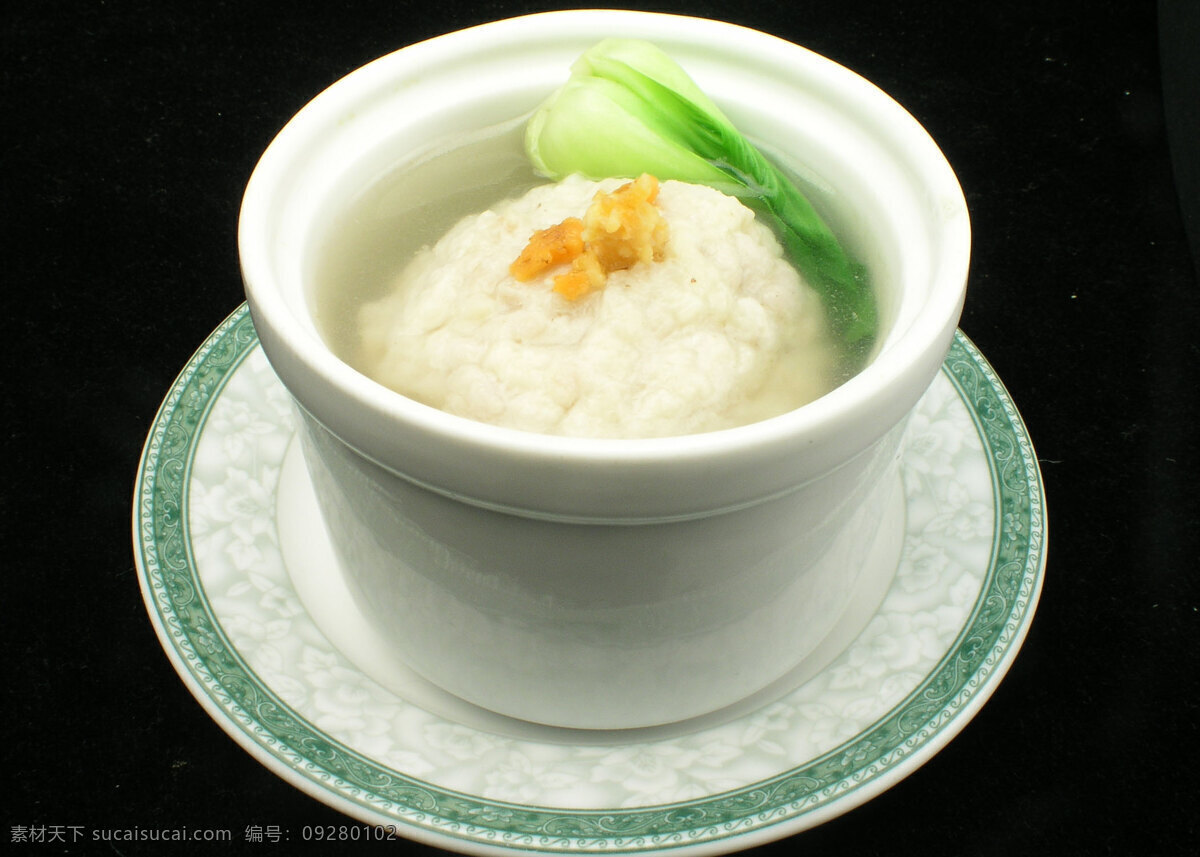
[
  {"xmin": 510, "ymin": 174, "xmax": 669, "ymax": 300},
  {"xmin": 553, "ymin": 252, "xmax": 606, "ymax": 300},
  {"xmin": 580, "ymin": 173, "xmax": 667, "ymax": 274},
  {"xmin": 509, "ymin": 217, "xmax": 585, "ymax": 281}
]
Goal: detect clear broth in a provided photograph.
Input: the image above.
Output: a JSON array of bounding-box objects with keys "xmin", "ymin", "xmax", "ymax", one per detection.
[{"xmin": 312, "ymin": 116, "xmax": 876, "ymax": 404}]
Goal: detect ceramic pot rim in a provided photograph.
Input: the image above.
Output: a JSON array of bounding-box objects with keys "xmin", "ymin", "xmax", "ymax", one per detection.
[{"xmin": 239, "ymin": 10, "xmax": 970, "ymax": 519}]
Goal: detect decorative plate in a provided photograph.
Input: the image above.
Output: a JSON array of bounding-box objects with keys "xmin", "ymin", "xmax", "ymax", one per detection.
[{"xmin": 133, "ymin": 304, "xmax": 1045, "ymax": 855}]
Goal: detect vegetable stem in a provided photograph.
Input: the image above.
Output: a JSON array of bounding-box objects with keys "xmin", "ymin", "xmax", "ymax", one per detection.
[{"xmin": 526, "ymin": 39, "xmax": 877, "ymax": 357}]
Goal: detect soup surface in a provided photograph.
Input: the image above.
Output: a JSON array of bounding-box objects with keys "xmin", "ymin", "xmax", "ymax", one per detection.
[{"xmin": 313, "ymin": 119, "xmax": 870, "ymax": 438}]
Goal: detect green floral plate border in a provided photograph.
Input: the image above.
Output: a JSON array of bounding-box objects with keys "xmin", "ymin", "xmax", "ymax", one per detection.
[{"xmin": 133, "ymin": 304, "xmax": 1045, "ymax": 855}]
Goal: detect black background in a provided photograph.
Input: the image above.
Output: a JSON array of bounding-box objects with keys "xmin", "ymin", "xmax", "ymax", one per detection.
[{"xmin": 5, "ymin": 1, "xmax": 1199, "ymax": 855}]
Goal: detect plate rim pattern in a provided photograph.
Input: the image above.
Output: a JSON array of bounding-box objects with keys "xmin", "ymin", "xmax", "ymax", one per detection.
[{"xmin": 133, "ymin": 304, "xmax": 1046, "ymax": 854}]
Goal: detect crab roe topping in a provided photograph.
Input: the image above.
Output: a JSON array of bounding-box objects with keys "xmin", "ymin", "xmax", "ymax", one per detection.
[{"xmin": 509, "ymin": 173, "xmax": 669, "ymax": 300}]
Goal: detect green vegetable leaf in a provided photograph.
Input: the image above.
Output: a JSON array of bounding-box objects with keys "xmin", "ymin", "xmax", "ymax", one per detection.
[{"xmin": 526, "ymin": 38, "xmax": 876, "ymax": 354}]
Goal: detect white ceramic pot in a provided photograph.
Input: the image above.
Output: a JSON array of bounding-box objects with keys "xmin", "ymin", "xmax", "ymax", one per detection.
[{"xmin": 239, "ymin": 10, "xmax": 970, "ymax": 729}]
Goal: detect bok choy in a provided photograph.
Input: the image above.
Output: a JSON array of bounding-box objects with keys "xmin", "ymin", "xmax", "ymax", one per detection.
[{"xmin": 526, "ymin": 38, "xmax": 876, "ymax": 355}]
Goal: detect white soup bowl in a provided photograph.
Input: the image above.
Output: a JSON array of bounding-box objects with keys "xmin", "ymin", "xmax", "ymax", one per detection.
[{"xmin": 239, "ymin": 10, "xmax": 970, "ymax": 729}]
